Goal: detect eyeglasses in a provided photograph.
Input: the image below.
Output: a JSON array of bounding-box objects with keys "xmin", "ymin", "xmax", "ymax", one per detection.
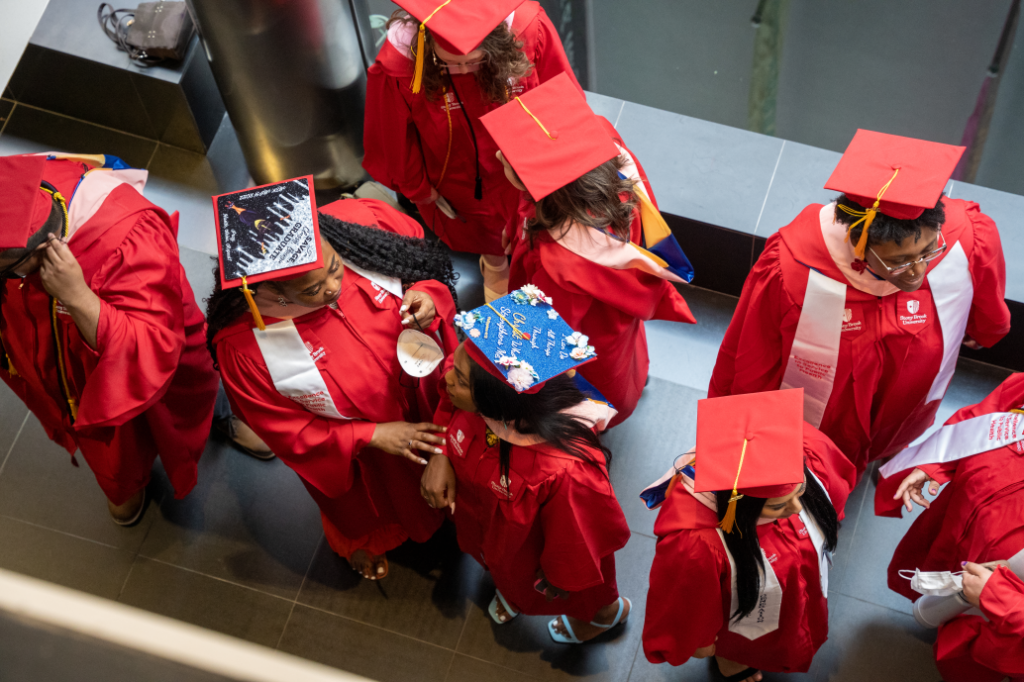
[{"xmin": 868, "ymin": 232, "xmax": 947, "ymax": 277}]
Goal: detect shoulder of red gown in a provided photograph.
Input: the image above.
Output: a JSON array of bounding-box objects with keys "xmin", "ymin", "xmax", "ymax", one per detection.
[{"xmin": 802, "ymin": 420, "xmax": 857, "ymax": 520}]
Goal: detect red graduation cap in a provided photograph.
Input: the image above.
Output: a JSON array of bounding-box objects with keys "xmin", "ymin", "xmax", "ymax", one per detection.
[
  {"xmin": 693, "ymin": 389, "xmax": 806, "ymax": 533},
  {"xmin": 0, "ymin": 155, "xmax": 50, "ymax": 250},
  {"xmin": 393, "ymin": 0, "xmax": 524, "ymax": 93},
  {"xmin": 479, "ymin": 72, "xmax": 619, "ymax": 201},
  {"xmin": 212, "ymin": 176, "xmax": 322, "ymax": 331},
  {"xmin": 824, "ymin": 129, "xmax": 964, "ymax": 259}
]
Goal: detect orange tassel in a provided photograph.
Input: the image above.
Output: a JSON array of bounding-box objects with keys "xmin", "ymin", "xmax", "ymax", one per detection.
[
  {"xmin": 411, "ymin": 24, "xmax": 426, "ymax": 93},
  {"xmin": 240, "ymin": 275, "xmax": 266, "ymax": 331},
  {"xmin": 410, "ymin": 0, "xmax": 452, "ymax": 94},
  {"xmin": 718, "ymin": 438, "xmax": 748, "ymax": 535},
  {"xmin": 718, "ymin": 494, "xmax": 742, "ymax": 535}
]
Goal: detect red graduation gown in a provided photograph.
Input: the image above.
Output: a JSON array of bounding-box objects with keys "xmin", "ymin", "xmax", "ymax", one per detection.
[
  {"xmin": 214, "ymin": 204, "xmax": 456, "ymax": 554},
  {"xmin": 709, "ymin": 199, "xmax": 1010, "ymax": 478},
  {"xmin": 363, "ymin": 1, "xmax": 582, "ymax": 255},
  {"xmin": 0, "ymin": 159, "xmax": 218, "ymax": 505},
  {"xmin": 507, "ymin": 122, "xmax": 695, "ymax": 426},
  {"xmin": 885, "ymin": 373, "xmax": 1024, "ymax": 682},
  {"xmin": 642, "ymin": 423, "xmax": 856, "ymax": 673},
  {"xmin": 440, "ymin": 403, "xmax": 631, "ymax": 620}
]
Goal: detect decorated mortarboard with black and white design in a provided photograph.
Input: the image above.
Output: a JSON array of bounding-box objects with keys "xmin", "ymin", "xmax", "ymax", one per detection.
[
  {"xmin": 454, "ymin": 285, "xmax": 597, "ymax": 394},
  {"xmin": 212, "ymin": 176, "xmax": 322, "ymax": 330}
]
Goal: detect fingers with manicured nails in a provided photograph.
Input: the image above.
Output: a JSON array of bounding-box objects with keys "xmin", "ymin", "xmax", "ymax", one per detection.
[
  {"xmin": 400, "ymin": 447, "xmax": 428, "ymax": 465},
  {"xmin": 961, "ymin": 561, "xmax": 992, "ymax": 607}
]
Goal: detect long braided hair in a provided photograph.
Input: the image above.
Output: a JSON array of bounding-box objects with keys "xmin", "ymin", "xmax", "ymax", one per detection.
[{"xmin": 204, "ymin": 211, "xmax": 459, "ymax": 368}]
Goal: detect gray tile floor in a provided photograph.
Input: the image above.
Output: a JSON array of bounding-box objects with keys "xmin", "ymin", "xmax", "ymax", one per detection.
[{"xmin": 0, "ymin": 99, "xmax": 1014, "ymax": 681}]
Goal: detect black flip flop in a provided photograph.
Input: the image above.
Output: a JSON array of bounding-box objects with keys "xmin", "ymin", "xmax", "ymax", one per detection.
[{"xmin": 710, "ymin": 656, "xmax": 760, "ymax": 682}]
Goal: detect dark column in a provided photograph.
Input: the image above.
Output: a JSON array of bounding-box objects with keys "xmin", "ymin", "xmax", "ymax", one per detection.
[{"xmin": 188, "ymin": 0, "xmax": 367, "ymax": 188}]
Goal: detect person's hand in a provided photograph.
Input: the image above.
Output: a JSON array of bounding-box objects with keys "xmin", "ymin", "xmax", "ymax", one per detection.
[
  {"xmin": 962, "ymin": 334, "xmax": 982, "ymax": 350},
  {"xmin": 400, "ymin": 289, "xmax": 437, "ymax": 329},
  {"xmin": 692, "ymin": 638, "xmax": 717, "ymax": 659},
  {"xmin": 535, "ymin": 568, "xmax": 569, "ymax": 601},
  {"xmin": 369, "ymin": 421, "xmax": 446, "ymax": 465},
  {"xmin": 422, "ymin": 187, "xmax": 440, "ymax": 205},
  {"xmin": 962, "ymin": 561, "xmax": 995, "ymax": 607},
  {"xmin": 420, "ymin": 453, "xmax": 456, "ymax": 512},
  {"xmin": 894, "ymin": 468, "xmax": 940, "ymax": 512},
  {"xmin": 979, "ymin": 559, "xmax": 1010, "ymax": 571},
  {"xmin": 39, "ymin": 235, "xmax": 90, "ymax": 306},
  {"xmin": 501, "ymin": 227, "xmax": 510, "ymax": 254}
]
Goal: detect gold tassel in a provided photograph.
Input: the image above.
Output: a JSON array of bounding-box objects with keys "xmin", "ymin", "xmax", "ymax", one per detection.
[
  {"xmin": 412, "ymin": 24, "xmax": 426, "ymax": 93},
  {"xmin": 69, "ymin": 398, "xmax": 79, "ymax": 421},
  {"xmin": 718, "ymin": 493, "xmax": 743, "ymax": 536},
  {"xmin": 839, "ymin": 168, "xmax": 900, "ymax": 260},
  {"xmin": 718, "ymin": 438, "xmax": 748, "ymax": 535},
  {"xmin": 410, "ymin": 0, "xmax": 452, "ymax": 94},
  {"xmin": 240, "ymin": 275, "xmax": 266, "ymax": 331}
]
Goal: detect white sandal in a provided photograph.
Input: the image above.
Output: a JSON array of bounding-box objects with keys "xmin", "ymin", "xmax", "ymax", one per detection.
[{"xmin": 547, "ymin": 597, "xmax": 631, "ymax": 644}]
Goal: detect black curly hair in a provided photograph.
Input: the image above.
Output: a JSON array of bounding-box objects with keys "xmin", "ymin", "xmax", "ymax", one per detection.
[
  {"xmin": 467, "ymin": 356, "xmax": 612, "ymax": 499},
  {"xmin": 835, "ymin": 193, "xmax": 946, "ymax": 249},
  {"xmin": 717, "ymin": 467, "xmax": 838, "ymax": 621},
  {"xmin": 204, "ymin": 210, "xmax": 459, "ymax": 368}
]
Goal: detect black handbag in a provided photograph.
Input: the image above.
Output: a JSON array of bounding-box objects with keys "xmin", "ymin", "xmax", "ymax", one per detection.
[{"xmin": 98, "ymin": 1, "xmax": 195, "ymax": 66}]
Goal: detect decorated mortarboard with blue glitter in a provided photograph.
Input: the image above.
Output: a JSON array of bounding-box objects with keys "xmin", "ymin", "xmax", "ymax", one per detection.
[{"xmin": 454, "ymin": 285, "xmax": 597, "ymax": 394}]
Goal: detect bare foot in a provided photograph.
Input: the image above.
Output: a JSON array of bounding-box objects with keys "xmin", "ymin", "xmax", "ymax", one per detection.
[
  {"xmin": 493, "ymin": 597, "xmax": 514, "ymax": 623},
  {"xmin": 715, "ymin": 655, "xmax": 762, "ymax": 682},
  {"xmin": 349, "ymin": 549, "xmax": 388, "ymax": 580},
  {"xmin": 550, "ymin": 598, "xmax": 631, "ymax": 642}
]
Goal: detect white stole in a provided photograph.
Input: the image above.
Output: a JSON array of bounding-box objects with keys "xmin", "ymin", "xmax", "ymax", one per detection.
[
  {"xmin": 781, "ymin": 241, "xmax": 973, "ymax": 429},
  {"xmin": 880, "ymin": 411, "xmax": 1024, "ymax": 478},
  {"xmin": 252, "ymin": 265, "xmax": 401, "ymax": 419},
  {"xmin": 717, "ymin": 470, "xmax": 832, "ymax": 640},
  {"xmin": 254, "ymin": 320, "xmax": 350, "ymax": 419}
]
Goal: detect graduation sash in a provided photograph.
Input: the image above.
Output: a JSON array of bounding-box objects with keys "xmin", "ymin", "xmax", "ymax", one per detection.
[
  {"xmin": 254, "ymin": 320, "xmax": 351, "ymax": 419},
  {"xmin": 879, "ymin": 411, "xmax": 1024, "ymax": 478},
  {"xmin": 781, "ymin": 242, "xmax": 973, "ymax": 428},
  {"xmin": 253, "ymin": 264, "xmax": 402, "ymax": 419}
]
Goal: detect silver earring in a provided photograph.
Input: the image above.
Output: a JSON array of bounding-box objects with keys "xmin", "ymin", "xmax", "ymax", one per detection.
[{"xmin": 277, "ymin": 296, "xmax": 289, "ymax": 307}]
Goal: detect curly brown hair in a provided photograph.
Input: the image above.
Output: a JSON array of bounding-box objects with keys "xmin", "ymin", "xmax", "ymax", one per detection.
[
  {"xmin": 526, "ymin": 155, "xmax": 638, "ymax": 242},
  {"xmin": 387, "ymin": 10, "xmax": 534, "ymax": 103}
]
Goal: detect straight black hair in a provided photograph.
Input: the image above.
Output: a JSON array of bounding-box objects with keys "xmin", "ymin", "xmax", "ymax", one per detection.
[
  {"xmin": 715, "ymin": 465, "xmax": 838, "ymax": 621},
  {"xmin": 467, "ymin": 358, "xmax": 612, "ymax": 499}
]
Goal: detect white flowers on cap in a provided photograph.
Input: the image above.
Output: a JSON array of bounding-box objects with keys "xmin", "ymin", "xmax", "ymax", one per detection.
[{"xmin": 565, "ymin": 331, "xmax": 596, "ymax": 360}]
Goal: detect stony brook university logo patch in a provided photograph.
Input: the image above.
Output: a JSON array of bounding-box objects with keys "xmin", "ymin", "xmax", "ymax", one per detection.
[
  {"xmin": 907, "ymin": 299, "xmax": 921, "ymax": 314},
  {"xmin": 841, "ymin": 306, "xmax": 863, "ymax": 334},
  {"xmin": 303, "ymin": 341, "xmax": 326, "ymax": 363},
  {"xmin": 449, "ymin": 429, "xmax": 466, "ymax": 457}
]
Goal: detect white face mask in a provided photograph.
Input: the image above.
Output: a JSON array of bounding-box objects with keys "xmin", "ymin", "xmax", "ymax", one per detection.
[{"xmin": 899, "ymin": 569, "xmax": 964, "ymax": 596}]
